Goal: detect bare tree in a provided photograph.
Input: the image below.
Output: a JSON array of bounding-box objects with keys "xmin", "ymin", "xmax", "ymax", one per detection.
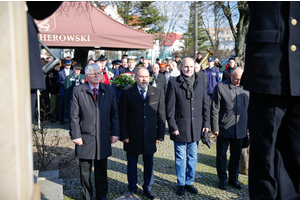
[
  {"xmin": 216, "ymin": 1, "xmax": 249, "ymax": 56},
  {"xmin": 199, "ymin": 1, "xmax": 249, "ymax": 56},
  {"xmin": 153, "ymin": 1, "xmax": 188, "ymax": 57}
]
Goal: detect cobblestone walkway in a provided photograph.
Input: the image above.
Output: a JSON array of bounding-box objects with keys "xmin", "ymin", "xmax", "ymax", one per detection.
[{"xmin": 63, "ymin": 132, "xmax": 249, "ymax": 200}]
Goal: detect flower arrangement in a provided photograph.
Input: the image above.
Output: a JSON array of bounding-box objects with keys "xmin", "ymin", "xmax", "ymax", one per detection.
[
  {"xmin": 110, "ymin": 73, "xmax": 135, "ymax": 88},
  {"xmin": 110, "ymin": 72, "xmax": 154, "ymax": 89}
]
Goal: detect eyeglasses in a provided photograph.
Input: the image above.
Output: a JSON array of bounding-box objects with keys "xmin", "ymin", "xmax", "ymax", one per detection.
[
  {"xmin": 88, "ymin": 72, "xmax": 101, "ymax": 76},
  {"xmin": 232, "ymin": 75, "xmax": 241, "ymax": 81}
]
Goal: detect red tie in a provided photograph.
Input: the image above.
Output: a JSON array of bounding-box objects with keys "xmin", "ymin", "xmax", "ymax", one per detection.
[{"xmin": 93, "ymin": 88, "xmax": 97, "ymax": 101}]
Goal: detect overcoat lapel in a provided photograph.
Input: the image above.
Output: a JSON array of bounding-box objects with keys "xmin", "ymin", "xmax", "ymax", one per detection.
[{"xmin": 130, "ymin": 83, "xmax": 144, "ymax": 101}]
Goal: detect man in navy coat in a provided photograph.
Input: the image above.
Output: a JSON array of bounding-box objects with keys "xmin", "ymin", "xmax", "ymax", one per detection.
[
  {"xmin": 69, "ymin": 63, "xmax": 119, "ymax": 200},
  {"xmin": 244, "ymin": 2, "xmax": 300, "ymax": 199},
  {"xmin": 166, "ymin": 57, "xmax": 210, "ymax": 196},
  {"xmin": 57, "ymin": 59, "xmax": 73, "ymax": 125}
]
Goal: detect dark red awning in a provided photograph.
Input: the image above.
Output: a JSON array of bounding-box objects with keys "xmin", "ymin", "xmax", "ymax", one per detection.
[{"xmin": 34, "ymin": 1, "xmax": 153, "ymax": 50}]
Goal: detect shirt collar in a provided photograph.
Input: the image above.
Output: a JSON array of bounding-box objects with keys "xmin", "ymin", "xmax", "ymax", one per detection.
[
  {"xmin": 137, "ymin": 85, "xmax": 148, "ymax": 93},
  {"xmin": 87, "ymin": 82, "xmax": 99, "ymax": 91}
]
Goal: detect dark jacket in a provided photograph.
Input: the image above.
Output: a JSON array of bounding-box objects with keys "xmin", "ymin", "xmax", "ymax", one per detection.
[
  {"xmin": 204, "ymin": 67, "xmax": 220, "ymax": 95},
  {"xmin": 166, "ymin": 75, "xmax": 210, "ymax": 143},
  {"xmin": 211, "ymin": 79, "xmax": 249, "ymax": 139},
  {"xmin": 118, "ymin": 83, "xmax": 166, "ymax": 155},
  {"xmin": 57, "ymin": 69, "xmax": 73, "ymax": 96},
  {"xmin": 69, "ymin": 82, "xmax": 119, "ymax": 160},
  {"xmin": 244, "ymin": 2, "xmax": 300, "ymax": 96},
  {"xmin": 47, "ymin": 69, "xmax": 60, "ymax": 94},
  {"xmin": 222, "ymin": 67, "xmax": 236, "ymax": 82},
  {"xmin": 150, "ymin": 73, "xmax": 167, "ymax": 100},
  {"xmin": 195, "ymin": 70, "xmax": 208, "ymax": 88}
]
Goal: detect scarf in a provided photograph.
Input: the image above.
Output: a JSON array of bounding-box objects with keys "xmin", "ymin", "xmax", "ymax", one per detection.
[{"xmin": 182, "ymin": 72, "xmax": 195, "ymax": 99}]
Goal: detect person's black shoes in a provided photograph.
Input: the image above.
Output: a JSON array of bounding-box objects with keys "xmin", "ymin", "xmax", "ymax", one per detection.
[
  {"xmin": 177, "ymin": 186, "xmax": 185, "ymax": 195},
  {"xmin": 143, "ymin": 190, "xmax": 155, "ymax": 199},
  {"xmin": 228, "ymin": 180, "xmax": 242, "ymax": 189},
  {"xmin": 185, "ymin": 185, "xmax": 198, "ymax": 194},
  {"xmin": 59, "ymin": 121, "xmax": 64, "ymax": 125},
  {"xmin": 218, "ymin": 181, "xmax": 227, "ymax": 189}
]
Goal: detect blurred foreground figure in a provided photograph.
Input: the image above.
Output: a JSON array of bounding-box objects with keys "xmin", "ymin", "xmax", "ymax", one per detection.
[{"xmin": 244, "ymin": 2, "xmax": 300, "ymax": 200}]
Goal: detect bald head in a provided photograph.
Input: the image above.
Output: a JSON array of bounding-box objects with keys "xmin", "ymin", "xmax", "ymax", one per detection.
[
  {"xmin": 181, "ymin": 57, "xmax": 195, "ymax": 77},
  {"xmin": 230, "ymin": 67, "xmax": 244, "ymax": 86}
]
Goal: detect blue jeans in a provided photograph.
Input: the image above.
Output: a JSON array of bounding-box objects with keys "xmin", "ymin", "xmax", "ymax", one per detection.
[{"xmin": 174, "ymin": 141, "xmax": 198, "ymax": 186}]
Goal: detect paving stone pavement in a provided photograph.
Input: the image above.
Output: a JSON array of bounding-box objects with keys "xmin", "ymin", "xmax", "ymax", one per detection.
[{"xmin": 62, "ymin": 130, "xmax": 249, "ymax": 200}]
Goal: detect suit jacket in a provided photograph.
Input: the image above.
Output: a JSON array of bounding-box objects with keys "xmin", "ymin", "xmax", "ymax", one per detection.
[
  {"xmin": 57, "ymin": 69, "xmax": 73, "ymax": 96},
  {"xmin": 118, "ymin": 83, "xmax": 166, "ymax": 155},
  {"xmin": 244, "ymin": 2, "xmax": 300, "ymax": 96},
  {"xmin": 166, "ymin": 74, "xmax": 210, "ymax": 143},
  {"xmin": 64, "ymin": 73, "xmax": 85, "ymax": 120},
  {"xmin": 150, "ymin": 73, "xmax": 167, "ymax": 100},
  {"xmin": 69, "ymin": 82, "xmax": 119, "ymax": 160}
]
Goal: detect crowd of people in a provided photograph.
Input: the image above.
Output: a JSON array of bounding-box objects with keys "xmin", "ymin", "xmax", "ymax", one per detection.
[{"xmin": 39, "ymin": 52, "xmax": 251, "ymax": 200}]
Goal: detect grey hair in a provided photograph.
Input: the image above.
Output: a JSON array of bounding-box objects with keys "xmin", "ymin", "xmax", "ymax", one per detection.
[
  {"xmin": 230, "ymin": 67, "xmax": 244, "ymax": 75},
  {"xmin": 85, "ymin": 63, "xmax": 100, "ymax": 75},
  {"xmin": 135, "ymin": 67, "xmax": 149, "ymax": 77}
]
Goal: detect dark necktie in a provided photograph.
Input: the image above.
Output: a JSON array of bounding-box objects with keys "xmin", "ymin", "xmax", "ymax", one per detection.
[
  {"xmin": 140, "ymin": 89, "xmax": 145, "ymax": 100},
  {"xmin": 93, "ymin": 88, "xmax": 97, "ymax": 101}
]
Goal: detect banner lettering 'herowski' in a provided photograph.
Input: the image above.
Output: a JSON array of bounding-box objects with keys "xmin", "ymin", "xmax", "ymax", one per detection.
[{"xmin": 38, "ymin": 34, "xmax": 91, "ymax": 42}]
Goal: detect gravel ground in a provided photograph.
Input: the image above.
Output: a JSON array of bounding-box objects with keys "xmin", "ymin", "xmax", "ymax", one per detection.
[{"xmin": 39, "ymin": 121, "xmax": 249, "ymax": 200}]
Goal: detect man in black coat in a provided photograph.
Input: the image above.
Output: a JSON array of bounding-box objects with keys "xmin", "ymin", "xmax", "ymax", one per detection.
[
  {"xmin": 211, "ymin": 67, "xmax": 249, "ymax": 190},
  {"xmin": 118, "ymin": 67, "xmax": 166, "ymax": 199},
  {"xmin": 222, "ymin": 57, "xmax": 236, "ymax": 82},
  {"xmin": 149, "ymin": 63, "xmax": 167, "ymax": 100},
  {"xmin": 47, "ymin": 64, "xmax": 61, "ymax": 122},
  {"xmin": 166, "ymin": 57, "xmax": 210, "ymax": 196},
  {"xmin": 244, "ymin": 2, "xmax": 300, "ymax": 200},
  {"xmin": 69, "ymin": 63, "xmax": 119, "ymax": 200}
]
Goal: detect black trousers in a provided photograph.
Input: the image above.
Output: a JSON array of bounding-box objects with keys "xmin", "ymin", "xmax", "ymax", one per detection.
[
  {"xmin": 216, "ymin": 137, "xmax": 243, "ymax": 182},
  {"xmin": 126, "ymin": 153, "xmax": 154, "ymax": 193},
  {"xmin": 248, "ymin": 92, "xmax": 300, "ymax": 200},
  {"xmin": 79, "ymin": 158, "xmax": 108, "ymax": 200}
]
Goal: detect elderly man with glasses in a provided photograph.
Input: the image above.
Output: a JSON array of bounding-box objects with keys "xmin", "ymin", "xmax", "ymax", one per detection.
[
  {"xmin": 69, "ymin": 63, "xmax": 119, "ymax": 200},
  {"xmin": 211, "ymin": 67, "xmax": 249, "ymax": 190}
]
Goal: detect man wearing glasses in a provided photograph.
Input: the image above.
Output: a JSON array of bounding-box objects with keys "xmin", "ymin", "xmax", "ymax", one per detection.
[
  {"xmin": 69, "ymin": 63, "xmax": 119, "ymax": 200},
  {"xmin": 211, "ymin": 67, "xmax": 249, "ymax": 190}
]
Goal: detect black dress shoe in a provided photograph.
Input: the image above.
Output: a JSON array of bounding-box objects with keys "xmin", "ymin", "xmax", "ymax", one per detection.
[
  {"xmin": 185, "ymin": 185, "xmax": 198, "ymax": 194},
  {"xmin": 177, "ymin": 186, "xmax": 185, "ymax": 195},
  {"xmin": 228, "ymin": 180, "xmax": 242, "ymax": 189},
  {"xmin": 143, "ymin": 190, "xmax": 155, "ymax": 199},
  {"xmin": 59, "ymin": 121, "xmax": 64, "ymax": 125},
  {"xmin": 49, "ymin": 119, "xmax": 56, "ymax": 123},
  {"xmin": 218, "ymin": 181, "xmax": 227, "ymax": 189}
]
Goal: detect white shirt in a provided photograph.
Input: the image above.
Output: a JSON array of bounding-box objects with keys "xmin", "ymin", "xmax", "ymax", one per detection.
[
  {"xmin": 65, "ymin": 68, "xmax": 70, "ymax": 76},
  {"xmin": 137, "ymin": 85, "xmax": 147, "ymax": 99}
]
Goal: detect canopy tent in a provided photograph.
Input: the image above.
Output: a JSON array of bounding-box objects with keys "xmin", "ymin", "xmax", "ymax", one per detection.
[{"xmin": 34, "ymin": 1, "xmax": 153, "ymax": 51}]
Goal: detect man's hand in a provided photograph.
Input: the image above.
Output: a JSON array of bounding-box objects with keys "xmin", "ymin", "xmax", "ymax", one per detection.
[
  {"xmin": 110, "ymin": 136, "xmax": 118, "ymax": 143},
  {"xmin": 172, "ymin": 130, "xmax": 180, "ymax": 135},
  {"xmin": 122, "ymin": 138, "xmax": 129, "ymax": 143},
  {"xmin": 72, "ymin": 138, "xmax": 83, "ymax": 146},
  {"xmin": 213, "ymin": 132, "xmax": 219, "ymax": 136},
  {"xmin": 156, "ymin": 140, "xmax": 162, "ymax": 143},
  {"xmin": 202, "ymin": 127, "xmax": 209, "ymax": 133}
]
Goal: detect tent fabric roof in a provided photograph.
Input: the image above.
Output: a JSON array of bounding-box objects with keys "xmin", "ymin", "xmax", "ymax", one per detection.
[{"xmin": 34, "ymin": 1, "xmax": 153, "ymax": 50}]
